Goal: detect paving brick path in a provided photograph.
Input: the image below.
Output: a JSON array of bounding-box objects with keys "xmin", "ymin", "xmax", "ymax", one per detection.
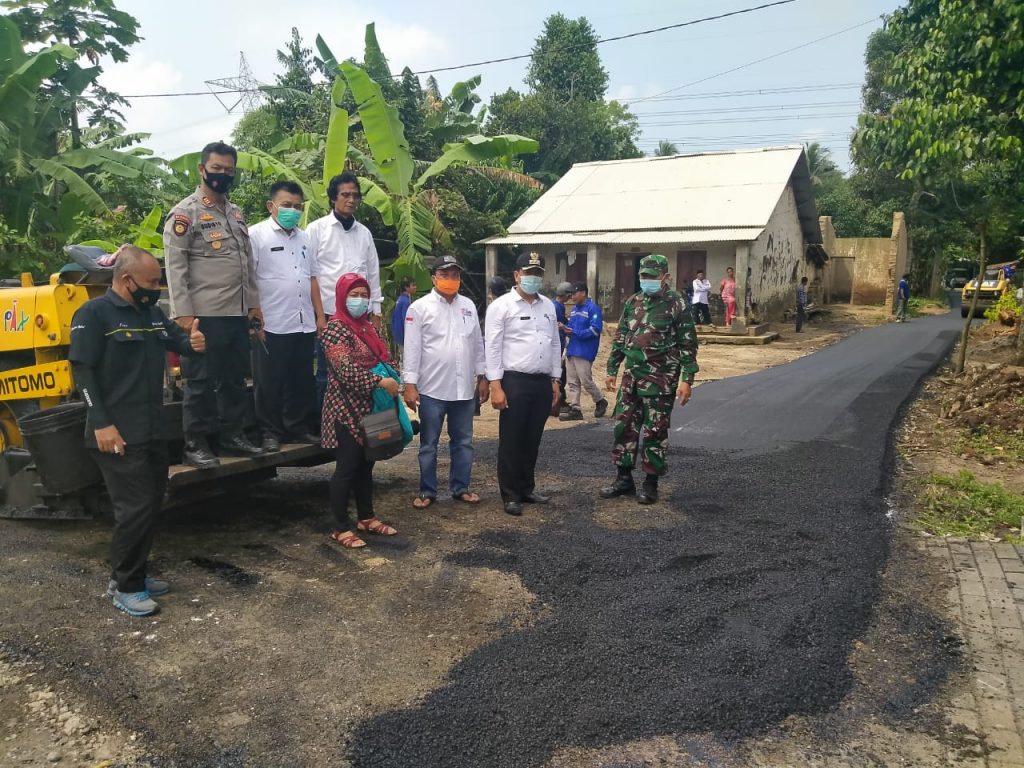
[{"xmin": 931, "ymin": 538, "xmax": 1024, "ymax": 767}]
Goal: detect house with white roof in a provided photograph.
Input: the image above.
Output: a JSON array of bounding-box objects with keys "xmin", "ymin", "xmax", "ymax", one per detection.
[{"xmin": 479, "ymin": 145, "xmax": 828, "ymax": 327}]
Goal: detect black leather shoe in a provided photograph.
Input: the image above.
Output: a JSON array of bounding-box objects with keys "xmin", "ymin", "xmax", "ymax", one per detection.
[
  {"xmin": 637, "ymin": 477, "xmax": 659, "ymax": 505},
  {"xmin": 594, "ymin": 399, "xmax": 609, "ymax": 418},
  {"xmin": 183, "ymin": 437, "xmax": 220, "ymax": 469},
  {"xmin": 220, "ymin": 434, "xmax": 265, "ymax": 457},
  {"xmin": 287, "ymin": 433, "xmax": 321, "ymax": 445},
  {"xmin": 522, "ymin": 493, "xmax": 549, "ymax": 504},
  {"xmin": 262, "ymin": 435, "xmax": 281, "ymax": 452},
  {"xmin": 504, "ymin": 501, "xmax": 523, "ymax": 516},
  {"xmin": 599, "ymin": 472, "xmax": 635, "ymax": 499}
]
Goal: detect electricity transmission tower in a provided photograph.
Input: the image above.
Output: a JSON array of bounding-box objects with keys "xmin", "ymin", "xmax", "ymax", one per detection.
[{"xmin": 205, "ymin": 53, "xmax": 265, "ymax": 114}]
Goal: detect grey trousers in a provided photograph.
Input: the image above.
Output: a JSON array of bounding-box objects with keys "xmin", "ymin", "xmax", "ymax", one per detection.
[{"xmin": 565, "ymin": 356, "xmax": 603, "ymax": 408}]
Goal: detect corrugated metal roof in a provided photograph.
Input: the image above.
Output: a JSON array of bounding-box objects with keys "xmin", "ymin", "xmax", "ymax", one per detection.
[
  {"xmin": 480, "ymin": 227, "xmax": 765, "ymax": 246},
  {"xmin": 479, "ymin": 146, "xmax": 821, "ymax": 246}
]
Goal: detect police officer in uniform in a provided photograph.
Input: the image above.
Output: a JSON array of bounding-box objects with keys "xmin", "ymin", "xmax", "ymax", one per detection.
[
  {"xmin": 484, "ymin": 252, "xmax": 562, "ymax": 516},
  {"xmin": 69, "ymin": 246, "xmax": 206, "ymax": 616},
  {"xmin": 163, "ymin": 141, "xmax": 264, "ymax": 467},
  {"xmin": 600, "ymin": 254, "xmax": 699, "ymax": 505}
]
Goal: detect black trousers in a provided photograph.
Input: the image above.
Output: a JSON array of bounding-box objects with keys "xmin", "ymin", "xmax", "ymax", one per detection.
[
  {"xmin": 330, "ymin": 422, "xmax": 375, "ymax": 530},
  {"xmin": 92, "ymin": 442, "xmax": 168, "ymax": 593},
  {"xmin": 692, "ymin": 302, "xmax": 711, "ymax": 325},
  {"xmin": 795, "ymin": 304, "xmax": 806, "ymax": 332},
  {"xmin": 180, "ymin": 316, "xmax": 249, "ymax": 436},
  {"xmin": 253, "ymin": 331, "xmax": 316, "ymax": 439},
  {"xmin": 497, "ymin": 371, "xmax": 552, "ymax": 502}
]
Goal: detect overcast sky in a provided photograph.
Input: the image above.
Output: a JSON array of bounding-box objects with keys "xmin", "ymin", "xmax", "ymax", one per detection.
[{"xmin": 99, "ymin": 0, "xmax": 901, "ymax": 170}]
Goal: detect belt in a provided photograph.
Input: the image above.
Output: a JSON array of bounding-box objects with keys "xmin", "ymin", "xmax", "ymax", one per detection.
[{"xmin": 503, "ymin": 370, "xmax": 550, "ymax": 380}]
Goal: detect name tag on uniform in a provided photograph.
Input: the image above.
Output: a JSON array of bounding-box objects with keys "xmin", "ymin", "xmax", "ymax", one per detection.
[
  {"xmin": 270, "ymin": 246, "xmax": 284, "ymax": 252},
  {"xmin": 519, "ymin": 316, "xmax": 530, "ymax": 320}
]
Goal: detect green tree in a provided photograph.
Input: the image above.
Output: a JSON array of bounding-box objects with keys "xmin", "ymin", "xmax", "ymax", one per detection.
[
  {"xmin": 653, "ymin": 140, "xmax": 678, "ymax": 157},
  {"xmin": 486, "ymin": 13, "xmax": 641, "ymax": 180},
  {"xmin": 526, "ymin": 13, "xmax": 608, "ymax": 102},
  {"xmin": 853, "ymin": 0, "xmax": 1024, "ymax": 367},
  {"xmin": 3, "ymin": 0, "xmax": 141, "ymax": 148},
  {"xmin": 0, "ymin": 17, "xmax": 164, "ymax": 274}
]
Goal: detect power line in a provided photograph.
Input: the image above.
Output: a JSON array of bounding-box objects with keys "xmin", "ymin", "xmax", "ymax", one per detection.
[
  {"xmin": 627, "ymin": 17, "xmax": 881, "ymax": 104},
  {"xmin": 636, "ymin": 112, "xmax": 859, "ymax": 127},
  {"xmin": 406, "ymin": 0, "xmax": 797, "ymax": 76},
  {"xmin": 118, "ymin": 0, "xmax": 798, "ymax": 99},
  {"xmin": 631, "ymin": 100, "xmax": 861, "ymax": 117},
  {"xmin": 632, "ymin": 83, "xmax": 862, "ymax": 103}
]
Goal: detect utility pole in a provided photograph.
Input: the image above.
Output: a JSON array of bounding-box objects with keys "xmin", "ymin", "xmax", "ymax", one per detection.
[{"xmin": 954, "ymin": 221, "xmax": 987, "ymax": 374}]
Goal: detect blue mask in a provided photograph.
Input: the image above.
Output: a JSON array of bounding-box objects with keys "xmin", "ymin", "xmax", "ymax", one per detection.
[
  {"xmin": 346, "ymin": 297, "xmax": 370, "ymax": 317},
  {"xmin": 276, "ymin": 207, "xmax": 302, "ymax": 230},
  {"xmin": 640, "ymin": 279, "xmax": 663, "ymax": 296},
  {"xmin": 519, "ymin": 275, "xmax": 543, "ymax": 295}
]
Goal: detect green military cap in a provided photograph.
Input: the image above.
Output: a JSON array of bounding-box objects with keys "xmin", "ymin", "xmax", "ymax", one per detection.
[{"xmin": 639, "ymin": 254, "xmax": 669, "ymax": 276}]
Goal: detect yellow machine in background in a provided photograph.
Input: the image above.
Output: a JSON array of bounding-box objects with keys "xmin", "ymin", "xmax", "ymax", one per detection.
[
  {"xmin": 0, "ymin": 273, "xmax": 102, "ymax": 449},
  {"xmin": 0, "ymin": 250, "xmax": 330, "ymax": 520}
]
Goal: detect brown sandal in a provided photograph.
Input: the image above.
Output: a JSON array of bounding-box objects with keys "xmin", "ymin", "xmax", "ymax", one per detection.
[
  {"xmin": 357, "ymin": 518, "xmax": 398, "ymax": 536},
  {"xmin": 412, "ymin": 493, "xmax": 435, "ymax": 509},
  {"xmin": 453, "ymin": 491, "xmax": 480, "ymax": 504},
  {"xmin": 331, "ymin": 530, "xmax": 366, "ymax": 549}
]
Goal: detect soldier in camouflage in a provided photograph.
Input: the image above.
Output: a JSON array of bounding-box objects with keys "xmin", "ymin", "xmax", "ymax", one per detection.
[{"xmin": 600, "ymin": 254, "xmax": 699, "ymax": 504}]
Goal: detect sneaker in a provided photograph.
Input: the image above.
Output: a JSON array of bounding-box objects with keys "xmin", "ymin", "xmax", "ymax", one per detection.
[
  {"xmin": 111, "ymin": 590, "xmax": 159, "ymax": 617},
  {"xmin": 594, "ymin": 399, "xmax": 608, "ymax": 418},
  {"xmin": 107, "ymin": 577, "xmax": 170, "ymax": 598},
  {"xmin": 559, "ymin": 408, "xmax": 584, "ymax": 421}
]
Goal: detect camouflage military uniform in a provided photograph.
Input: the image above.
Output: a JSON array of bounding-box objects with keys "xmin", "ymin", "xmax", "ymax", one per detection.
[{"xmin": 607, "ymin": 255, "xmax": 699, "ymax": 476}]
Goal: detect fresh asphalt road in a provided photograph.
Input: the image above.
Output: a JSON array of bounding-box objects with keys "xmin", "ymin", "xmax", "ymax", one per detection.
[{"xmin": 352, "ymin": 305, "xmax": 965, "ymax": 768}]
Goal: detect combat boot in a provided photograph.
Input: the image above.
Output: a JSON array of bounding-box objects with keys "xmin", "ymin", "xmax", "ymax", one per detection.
[
  {"xmin": 599, "ymin": 467, "xmax": 635, "ymax": 498},
  {"xmin": 637, "ymin": 474, "xmax": 659, "ymax": 505},
  {"xmin": 183, "ymin": 434, "xmax": 220, "ymax": 469}
]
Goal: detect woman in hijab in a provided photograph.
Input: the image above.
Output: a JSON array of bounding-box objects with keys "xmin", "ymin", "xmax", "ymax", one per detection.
[{"xmin": 321, "ymin": 273, "xmax": 400, "ymax": 548}]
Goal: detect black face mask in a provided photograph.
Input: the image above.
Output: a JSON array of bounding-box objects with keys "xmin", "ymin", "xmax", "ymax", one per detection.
[
  {"xmin": 128, "ymin": 280, "xmax": 161, "ymax": 308},
  {"xmin": 333, "ymin": 211, "xmax": 355, "ymax": 230},
  {"xmin": 202, "ymin": 169, "xmax": 235, "ymax": 194}
]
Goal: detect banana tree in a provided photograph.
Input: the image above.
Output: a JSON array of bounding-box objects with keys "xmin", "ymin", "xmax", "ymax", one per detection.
[
  {"xmin": 316, "ymin": 34, "xmax": 538, "ymax": 292},
  {"xmin": 0, "ymin": 17, "xmax": 166, "ymax": 253}
]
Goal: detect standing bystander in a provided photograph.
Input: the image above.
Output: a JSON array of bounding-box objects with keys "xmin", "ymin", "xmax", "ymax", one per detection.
[
  {"xmin": 560, "ymin": 282, "xmax": 607, "ymax": 420},
  {"xmin": 719, "ymin": 266, "xmax": 737, "ymax": 327},
  {"xmin": 896, "ymin": 273, "xmax": 910, "ymax": 322},
  {"xmin": 484, "ymin": 252, "xmax": 562, "ymax": 516},
  {"xmin": 249, "ymin": 181, "xmax": 324, "ymax": 451},
  {"xmin": 795, "ymin": 276, "xmax": 808, "ymax": 333},
  {"xmin": 69, "ymin": 247, "xmax": 206, "ymax": 616},
  {"xmin": 391, "ymin": 276, "xmax": 416, "ymax": 359},
  {"xmin": 600, "ymin": 254, "xmax": 699, "ymax": 505},
  {"xmin": 403, "ymin": 256, "xmax": 488, "ymax": 509},
  {"xmin": 691, "ymin": 270, "xmax": 712, "ymax": 327}
]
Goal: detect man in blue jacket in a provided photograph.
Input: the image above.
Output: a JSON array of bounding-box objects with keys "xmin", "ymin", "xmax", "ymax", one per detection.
[{"xmin": 561, "ymin": 282, "xmax": 608, "ymax": 420}]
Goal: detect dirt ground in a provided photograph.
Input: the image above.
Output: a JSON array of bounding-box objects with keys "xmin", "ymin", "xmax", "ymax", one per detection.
[
  {"xmin": 0, "ymin": 303, "xmax": 968, "ymax": 768},
  {"xmin": 897, "ymin": 322, "xmax": 1024, "ymax": 496}
]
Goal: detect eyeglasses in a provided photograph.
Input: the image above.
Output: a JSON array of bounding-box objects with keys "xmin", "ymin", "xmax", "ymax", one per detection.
[{"xmin": 338, "ymin": 193, "xmax": 362, "ymax": 200}]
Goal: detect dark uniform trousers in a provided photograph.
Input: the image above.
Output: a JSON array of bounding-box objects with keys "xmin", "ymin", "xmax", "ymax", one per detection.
[
  {"xmin": 497, "ymin": 371, "xmax": 552, "ymax": 502},
  {"xmin": 253, "ymin": 330, "xmax": 316, "ymax": 439},
  {"xmin": 180, "ymin": 316, "xmax": 249, "ymax": 436},
  {"xmin": 92, "ymin": 441, "xmax": 169, "ymax": 593}
]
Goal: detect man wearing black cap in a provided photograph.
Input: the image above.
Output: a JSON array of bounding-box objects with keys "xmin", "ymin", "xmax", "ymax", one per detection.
[
  {"xmin": 402, "ymin": 255, "xmax": 488, "ymax": 509},
  {"xmin": 484, "ymin": 252, "xmax": 561, "ymax": 516}
]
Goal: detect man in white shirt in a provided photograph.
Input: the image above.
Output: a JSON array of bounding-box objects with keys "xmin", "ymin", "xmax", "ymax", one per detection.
[
  {"xmin": 402, "ymin": 255, "xmax": 488, "ymax": 509},
  {"xmin": 249, "ymin": 181, "xmax": 326, "ymax": 451},
  {"xmin": 484, "ymin": 252, "xmax": 562, "ymax": 516},
  {"xmin": 305, "ymin": 172, "xmax": 382, "ymax": 406},
  {"xmin": 691, "ymin": 269, "xmax": 712, "ymax": 327}
]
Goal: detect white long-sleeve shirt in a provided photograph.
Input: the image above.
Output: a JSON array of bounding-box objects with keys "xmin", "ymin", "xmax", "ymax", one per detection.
[
  {"xmin": 248, "ymin": 217, "xmax": 318, "ymax": 334},
  {"xmin": 484, "ymin": 290, "xmax": 561, "ymax": 381},
  {"xmin": 402, "ymin": 291, "xmax": 485, "ymax": 401},
  {"xmin": 305, "ymin": 213, "xmax": 382, "ymax": 314},
  {"xmin": 692, "ymin": 278, "xmax": 711, "ymax": 304}
]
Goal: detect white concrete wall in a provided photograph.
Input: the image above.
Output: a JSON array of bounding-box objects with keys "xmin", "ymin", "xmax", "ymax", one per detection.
[{"xmin": 749, "ymin": 185, "xmax": 806, "ymax": 320}]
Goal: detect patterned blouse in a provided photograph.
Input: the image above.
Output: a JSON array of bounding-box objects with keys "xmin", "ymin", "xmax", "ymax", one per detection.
[{"xmin": 320, "ymin": 320, "xmax": 382, "ymax": 448}]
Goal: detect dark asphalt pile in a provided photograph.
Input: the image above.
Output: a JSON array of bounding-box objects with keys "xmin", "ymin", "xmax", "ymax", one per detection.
[{"xmin": 349, "ymin": 319, "xmax": 962, "ymax": 768}]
